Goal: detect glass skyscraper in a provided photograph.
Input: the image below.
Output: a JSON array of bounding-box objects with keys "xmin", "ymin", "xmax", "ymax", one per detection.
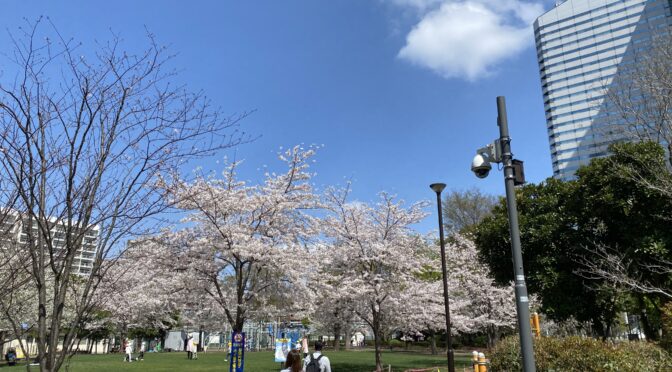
[{"xmin": 534, "ymin": 0, "xmax": 672, "ymax": 179}]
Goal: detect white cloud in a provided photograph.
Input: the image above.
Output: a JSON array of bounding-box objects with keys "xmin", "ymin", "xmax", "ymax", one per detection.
[{"xmin": 395, "ymin": 0, "xmax": 544, "ymax": 81}]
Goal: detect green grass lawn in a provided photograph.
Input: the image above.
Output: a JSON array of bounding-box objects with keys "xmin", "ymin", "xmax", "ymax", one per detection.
[{"xmin": 4, "ymin": 349, "xmax": 473, "ymax": 371}]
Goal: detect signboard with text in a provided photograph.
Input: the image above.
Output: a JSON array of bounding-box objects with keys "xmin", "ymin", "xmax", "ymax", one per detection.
[
  {"xmin": 274, "ymin": 338, "xmax": 290, "ymax": 363},
  {"xmin": 229, "ymin": 332, "xmax": 245, "ymax": 372}
]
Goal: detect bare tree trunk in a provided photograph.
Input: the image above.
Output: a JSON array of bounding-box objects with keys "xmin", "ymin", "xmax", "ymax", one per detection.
[{"xmin": 429, "ymin": 330, "xmax": 437, "ymax": 355}]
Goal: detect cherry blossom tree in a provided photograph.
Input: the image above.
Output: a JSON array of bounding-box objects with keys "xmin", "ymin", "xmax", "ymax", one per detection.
[
  {"xmin": 0, "ymin": 222, "xmax": 39, "ymax": 358},
  {"xmin": 308, "ymin": 275, "xmax": 358, "ymax": 351},
  {"xmin": 320, "ymin": 186, "xmax": 429, "ymax": 371},
  {"xmin": 393, "ymin": 279, "xmax": 445, "ymax": 354},
  {"xmin": 447, "ymin": 236, "xmax": 517, "ymax": 349},
  {"xmin": 94, "ymin": 238, "xmax": 182, "ymax": 341},
  {"xmin": 164, "ymin": 146, "xmax": 319, "ymax": 332},
  {"xmin": 393, "ymin": 235, "xmax": 517, "ymax": 352}
]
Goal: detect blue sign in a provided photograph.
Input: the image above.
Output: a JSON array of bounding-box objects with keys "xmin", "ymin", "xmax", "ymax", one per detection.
[{"xmin": 229, "ymin": 332, "xmax": 245, "ymax": 372}]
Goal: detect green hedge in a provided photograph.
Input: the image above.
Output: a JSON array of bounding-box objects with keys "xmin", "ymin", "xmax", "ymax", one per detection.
[{"xmin": 490, "ymin": 336, "xmax": 672, "ymax": 371}]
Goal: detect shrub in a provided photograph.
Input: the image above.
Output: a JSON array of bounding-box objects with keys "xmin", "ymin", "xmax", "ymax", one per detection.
[
  {"xmin": 387, "ymin": 339, "xmax": 404, "ymax": 349},
  {"xmin": 490, "ymin": 336, "xmax": 672, "ymax": 371}
]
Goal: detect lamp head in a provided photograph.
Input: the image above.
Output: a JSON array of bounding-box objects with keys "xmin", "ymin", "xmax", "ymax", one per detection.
[{"xmin": 430, "ymin": 183, "xmax": 447, "ymax": 194}]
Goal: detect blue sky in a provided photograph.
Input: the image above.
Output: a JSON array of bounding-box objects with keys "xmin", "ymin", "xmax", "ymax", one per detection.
[{"xmin": 0, "ymin": 0, "xmax": 556, "ymax": 232}]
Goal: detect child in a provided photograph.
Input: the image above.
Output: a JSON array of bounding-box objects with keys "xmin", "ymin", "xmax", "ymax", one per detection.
[
  {"xmin": 225, "ymin": 341, "xmax": 231, "ymax": 362},
  {"xmin": 192, "ymin": 340, "xmax": 198, "ymax": 360}
]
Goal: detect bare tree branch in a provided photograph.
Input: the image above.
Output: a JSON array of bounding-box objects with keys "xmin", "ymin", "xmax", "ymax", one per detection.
[{"xmin": 0, "ymin": 19, "xmax": 249, "ymax": 372}]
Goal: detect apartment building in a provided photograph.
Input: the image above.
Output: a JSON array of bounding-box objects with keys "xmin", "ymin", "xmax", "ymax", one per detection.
[{"xmin": 1, "ymin": 212, "xmax": 98, "ymax": 276}]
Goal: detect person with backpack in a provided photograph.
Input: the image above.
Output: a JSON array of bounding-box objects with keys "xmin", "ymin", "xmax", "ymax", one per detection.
[{"xmin": 303, "ymin": 341, "xmax": 331, "ymax": 372}]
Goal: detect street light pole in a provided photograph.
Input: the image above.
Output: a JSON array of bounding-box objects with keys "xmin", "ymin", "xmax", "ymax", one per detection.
[
  {"xmin": 429, "ymin": 183, "xmax": 455, "ymax": 372},
  {"xmin": 496, "ymin": 96, "xmax": 536, "ymax": 372}
]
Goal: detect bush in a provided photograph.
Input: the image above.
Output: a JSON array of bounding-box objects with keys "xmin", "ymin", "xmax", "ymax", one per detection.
[
  {"xmin": 387, "ymin": 339, "xmax": 404, "ymax": 349},
  {"xmin": 490, "ymin": 336, "xmax": 672, "ymax": 371}
]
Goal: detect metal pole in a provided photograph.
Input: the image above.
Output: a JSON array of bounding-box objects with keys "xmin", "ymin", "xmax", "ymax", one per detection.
[
  {"xmin": 496, "ymin": 96, "xmax": 536, "ymax": 372},
  {"xmin": 430, "ymin": 183, "xmax": 455, "ymax": 372}
]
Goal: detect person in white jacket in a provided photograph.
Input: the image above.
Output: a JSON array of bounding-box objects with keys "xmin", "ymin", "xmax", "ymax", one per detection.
[
  {"xmin": 303, "ymin": 341, "xmax": 331, "ymax": 372},
  {"xmin": 125, "ymin": 342, "xmax": 133, "ymax": 363}
]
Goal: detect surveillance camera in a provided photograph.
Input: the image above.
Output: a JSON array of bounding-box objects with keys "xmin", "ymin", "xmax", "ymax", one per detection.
[{"xmin": 471, "ymin": 153, "xmax": 491, "ymax": 179}]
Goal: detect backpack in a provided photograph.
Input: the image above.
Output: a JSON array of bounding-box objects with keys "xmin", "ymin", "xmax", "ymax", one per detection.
[{"xmin": 305, "ymin": 354, "xmax": 323, "ymax": 372}]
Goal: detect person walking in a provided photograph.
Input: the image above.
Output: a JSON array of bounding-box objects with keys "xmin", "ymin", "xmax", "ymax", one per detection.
[
  {"xmin": 124, "ymin": 341, "xmax": 133, "ymax": 363},
  {"xmin": 303, "ymin": 341, "xmax": 331, "ymax": 372},
  {"xmin": 186, "ymin": 335, "xmax": 194, "ymax": 360},
  {"xmin": 280, "ymin": 349, "xmax": 302, "ymax": 372},
  {"xmin": 138, "ymin": 341, "xmax": 145, "ymax": 361}
]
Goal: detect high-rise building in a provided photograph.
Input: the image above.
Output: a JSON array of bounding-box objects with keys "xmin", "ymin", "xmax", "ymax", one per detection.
[
  {"xmin": 534, "ymin": 0, "xmax": 672, "ymax": 179},
  {"xmin": 1, "ymin": 212, "xmax": 98, "ymax": 276}
]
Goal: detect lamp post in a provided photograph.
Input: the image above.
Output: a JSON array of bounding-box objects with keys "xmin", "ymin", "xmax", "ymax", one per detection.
[
  {"xmin": 429, "ymin": 183, "xmax": 455, "ymax": 372},
  {"xmin": 470, "ymin": 96, "xmax": 536, "ymax": 372}
]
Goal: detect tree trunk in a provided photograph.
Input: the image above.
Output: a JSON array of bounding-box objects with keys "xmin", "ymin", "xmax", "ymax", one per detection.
[
  {"xmin": 593, "ymin": 320, "xmax": 607, "ymax": 340},
  {"xmin": 372, "ymin": 306, "xmax": 383, "ymax": 372},
  {"xmin": 333, "ymin": 324, "xmax": 341, "ymax": 351},
  {"xmin": 639, "ymin": 300, "xmax": 660, "ymax": 341},
  {"xmin": 486, "ymin": 325, "xmax": 500, "ymax": 350},
  {"xmin": 373, "ymin": 330, "xmax": 382, "ymax": 372},
  {"xmin": 344, "ymin": 327, "xmax": 352, "ymax": 350},
  {"xmin": 601, "ymin": 322, "xmax": 612, "ymax": 341},
  {"xmin": 429, "ymin": 330, "xmax": 437, "ymax": 355}
]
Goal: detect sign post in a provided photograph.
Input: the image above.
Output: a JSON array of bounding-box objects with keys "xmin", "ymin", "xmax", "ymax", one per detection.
[{"xmin": 229, "ymin": 332, "xmax": 245, "ymax": 372}]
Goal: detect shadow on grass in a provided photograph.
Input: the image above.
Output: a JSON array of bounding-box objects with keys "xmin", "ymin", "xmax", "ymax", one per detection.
[{"xmin": 333, "ymin": 358, "xmax": 463, "ymax": 372}]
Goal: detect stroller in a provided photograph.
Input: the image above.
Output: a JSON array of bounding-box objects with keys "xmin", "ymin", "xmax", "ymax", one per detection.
[{"xmin": 5, "ymin": 347, "xmax": 17, "ymax": 366}]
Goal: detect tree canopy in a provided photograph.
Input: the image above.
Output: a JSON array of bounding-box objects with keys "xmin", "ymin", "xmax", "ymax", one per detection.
[{"xmin": 475, "ymin": 141, "xmax": 672, "ymax": 338}]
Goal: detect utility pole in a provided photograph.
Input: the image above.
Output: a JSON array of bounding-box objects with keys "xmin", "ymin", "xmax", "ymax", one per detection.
[{"xmin": 496, "ymin": 96, "xmax": 536, "ymax": 372}]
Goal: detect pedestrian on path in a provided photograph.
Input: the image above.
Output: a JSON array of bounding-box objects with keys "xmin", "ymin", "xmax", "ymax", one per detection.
[
  {"xmin": 304, "ymin": 341, "xmax": 331, "ymax": 372},
  {"xmin": 280, "ymin": 349, "xmax": 302, "ymax": 372}
]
